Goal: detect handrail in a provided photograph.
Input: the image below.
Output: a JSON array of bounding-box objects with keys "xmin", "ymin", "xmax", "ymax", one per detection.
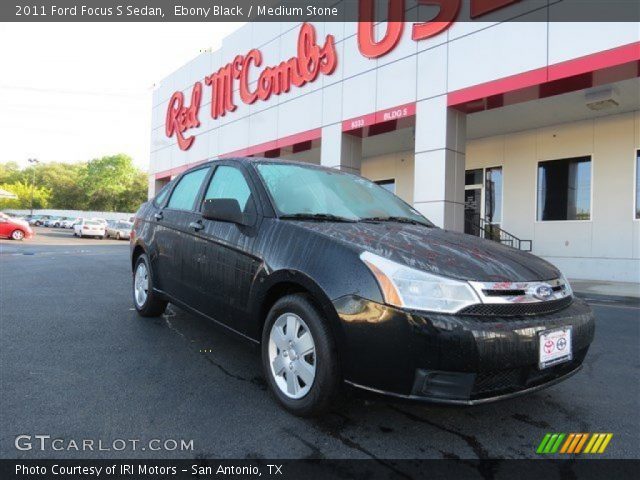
[{"xmin": 468, "ymin": 217, "xmax": 532, "ymax": 252}]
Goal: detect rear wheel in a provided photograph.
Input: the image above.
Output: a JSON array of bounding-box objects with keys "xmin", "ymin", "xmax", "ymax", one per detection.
[
  {"xmin": 133, "ymin": 253, "xmax": 167, "ymax": 317},
  {"xmin": 261, "ymin": 294, "xmax": 340, "ymax": 417},
  {"xmin": 11, "ymin": 229, "xmax": 25, "ymax": 241}
]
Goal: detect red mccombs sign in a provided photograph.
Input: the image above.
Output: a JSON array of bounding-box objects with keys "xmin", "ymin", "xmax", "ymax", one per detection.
[{"xmin": 166, "ymin": 0, "xmax": 519, "ymax": 150}]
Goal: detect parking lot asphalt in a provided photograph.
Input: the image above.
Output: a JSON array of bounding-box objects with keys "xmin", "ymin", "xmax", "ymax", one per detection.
[{"xmin": 1, "ymin": 228, "xmax": 639, "ymax": 464}]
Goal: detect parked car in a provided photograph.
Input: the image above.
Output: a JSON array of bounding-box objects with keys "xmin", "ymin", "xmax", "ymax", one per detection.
[
  {"xmin": 130, "ymin": 158, "xmax": 595, "ymax": 416},
  {"xmin": 29, "ymin": 215, "xmax": 51, "ymax": 226},
  {"xmin": 73, "ymin": 219, "xmax": 106, "ymax": 238},
  {"xmin": 60, "ymin": 218, "xmax": 80, "ymax": 229},
  {"xmin": 43, "ymin": 216, "xmax": 64, "ymax": 227},
  {"xmin": 92, "ymin": 218, "xmax": 108, "ymax": 227},
  {"xmin": 0, "ymin": 212, "xmax": 34, "ymax": 240},
  {"xmin": 106, "ymin": 221, "xmax": 133, "ymax": 240}
]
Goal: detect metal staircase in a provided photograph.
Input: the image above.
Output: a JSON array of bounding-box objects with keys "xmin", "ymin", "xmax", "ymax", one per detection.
[{"xmin": 471, "ymin": 217, "xmax": 532, "ymax": 252}]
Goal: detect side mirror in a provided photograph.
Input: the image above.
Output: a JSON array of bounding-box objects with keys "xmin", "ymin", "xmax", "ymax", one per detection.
[{"xmin": 202, "ymin": 198, "xmax": 248, "ymax": 225}]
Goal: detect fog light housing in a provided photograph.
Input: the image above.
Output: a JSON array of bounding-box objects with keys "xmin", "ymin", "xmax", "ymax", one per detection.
[{"xmin": 412, "ymin": 370, "xmax": 476, "ymax": 400}]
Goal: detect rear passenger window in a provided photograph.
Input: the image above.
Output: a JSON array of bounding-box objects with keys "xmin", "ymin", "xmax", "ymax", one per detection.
[
  {"xmin": 204, "ymin": 166, "xmax": 255, "ymax": 214},
  {"xmin": 167, "ymin": 168, "xmax": 210, "ymax": 211}
]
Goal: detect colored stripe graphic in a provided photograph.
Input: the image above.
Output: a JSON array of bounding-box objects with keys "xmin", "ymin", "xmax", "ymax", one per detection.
[
  {"xmin": 538, "ymin": 433, "xmax": 613, "ymax": 454},
  {"xmin": 560, "ymin": 434, "xmax": 575, "ymax": 453},
  {"xmin": 598, "ymin": 434, "xmax": 613, "ymax": 453},
  {"xmin": 536, "ymin": 434, "xmax": 552, "ymax": 454},
  {"xmin": 574, "ymin": 433, "xmax": 589, "ymax": 453}
]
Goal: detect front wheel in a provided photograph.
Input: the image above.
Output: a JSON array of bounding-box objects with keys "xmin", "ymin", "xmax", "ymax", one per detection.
[
  {"xmin": 261, "ymin": 294, "xmax": 340, "ymax": 417},
  {"xmin": 133, "ymin": 253, "xmax": 167, "ymax": 317},
  {"xmin": 11, "ymin": 229, "xmax": 25, "ymax": 241}
]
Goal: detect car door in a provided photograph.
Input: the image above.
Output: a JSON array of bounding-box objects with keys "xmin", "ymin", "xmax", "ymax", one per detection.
[
  {"xmin": 0, "ymin": 217, "xmax": 11, "ymax": 238},
  {"xmin": 152, "ymin": 166, "xmax": 211, "ymax": 303},
  {"xmin": 186, "ymin": 163, "xmax": 262, "ymax": 334}
]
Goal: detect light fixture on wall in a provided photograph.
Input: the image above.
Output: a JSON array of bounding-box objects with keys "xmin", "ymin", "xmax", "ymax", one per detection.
[{"xmin": 585, "ymin": 87, "xmax": 620, "ymax": 111}]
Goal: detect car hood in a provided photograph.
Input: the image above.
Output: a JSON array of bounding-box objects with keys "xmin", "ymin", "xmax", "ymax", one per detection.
[{"xmin": 290, "ymin": 221, "xmax": 560, "ymax": 282}]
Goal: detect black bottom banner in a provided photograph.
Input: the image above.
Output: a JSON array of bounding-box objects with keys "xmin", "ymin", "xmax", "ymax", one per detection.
[{"xmin": 2, "ymin": 459, "xmax": 639, "ymax": 480}]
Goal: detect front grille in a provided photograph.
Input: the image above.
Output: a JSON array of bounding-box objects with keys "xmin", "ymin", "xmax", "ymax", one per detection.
[
  {"xmin": 459, "ymin": 296, "xmax": 573, "ymax": 317},
  {"xmin": 471, "ymin": 348, "xmax": 587, "ymax": 398},
  {"xmin": 483, "ymin": 285, "xmax": 565, "ymax": 297},
  {"xmin": 474, "ymin": 369, "xmax": 522, "ymax": 394}
]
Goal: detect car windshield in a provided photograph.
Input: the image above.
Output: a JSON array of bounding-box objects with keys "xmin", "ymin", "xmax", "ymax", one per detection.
[
  {"xmin": 256, "ymin": 163, "xmax": 432, "ymax": 225},
  {"xmin": 118, "ymin": 222, "xmax": 132, "ymax": 228},
  {"xmin": 85, "ymin": 221, "xmax": 100, "ymax": 226}
]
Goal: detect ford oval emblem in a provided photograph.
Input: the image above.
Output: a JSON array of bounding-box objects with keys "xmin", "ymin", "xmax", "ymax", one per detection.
[{"xmin": 531, "ymin": 283, "xmax": 554, "ymax": 300}]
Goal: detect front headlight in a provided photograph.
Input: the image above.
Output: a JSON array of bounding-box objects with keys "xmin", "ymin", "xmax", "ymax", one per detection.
[
  {"xmin": 560, "ymin": 273, "xmax": 574, "ymax": 297},
  {"xmin": 360, "ymin": 251, "xmax": 480, "ymax": 314}
]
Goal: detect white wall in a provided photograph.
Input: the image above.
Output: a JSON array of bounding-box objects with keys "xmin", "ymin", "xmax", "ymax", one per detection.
[
  {"xmin": 466, "ymin": 110, "xmax": 640, "ymax": 282},
  {"xmin": 150, "ymin": 19, "xmax": 639, "ymax": 178}
]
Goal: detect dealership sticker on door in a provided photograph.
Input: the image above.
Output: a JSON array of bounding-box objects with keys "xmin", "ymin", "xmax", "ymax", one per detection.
[{"xmin": 538, "ymin": 327, "xmax": 573, "ymax": 369}]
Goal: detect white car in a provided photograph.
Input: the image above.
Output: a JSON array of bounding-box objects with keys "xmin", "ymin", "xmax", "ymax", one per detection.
[
  {"xmin": 73, "ymin": 219, "xmax": 106, "ymax": 238},
  {"xmin": 60, "ymin": 218, "xmax": 80, "ymax": 229}
]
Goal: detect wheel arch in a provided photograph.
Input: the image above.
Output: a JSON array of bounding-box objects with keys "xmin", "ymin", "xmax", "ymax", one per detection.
[
  {"xmin": 131, "ymin": 243, "xmax": 146, "ymax": 271},
  {"xmin": 253, "ymin": 270, "xmax": 346, "ymax": 352}
]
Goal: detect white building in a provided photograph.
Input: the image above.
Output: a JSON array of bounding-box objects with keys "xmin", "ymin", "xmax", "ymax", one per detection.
[{"xmin": 149, "ymin": 9, "xmax": 640, "ymax": 282}]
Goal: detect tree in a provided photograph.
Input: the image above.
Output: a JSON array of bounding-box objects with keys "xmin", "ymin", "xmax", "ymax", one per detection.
[
  {"xmin": 81, "ymin": 154, "xmax": 144, "ymax": 212},
  {"xmin": 0, "ymin": 181, "xmax": 50, "ymax": 210},
  {"xmin": 0, "ymin": 162, "xmax": 22, "ymax": 184},
  {"xmin": 0, "ymin": 156, "xmax": 148, "ymax": 213}
]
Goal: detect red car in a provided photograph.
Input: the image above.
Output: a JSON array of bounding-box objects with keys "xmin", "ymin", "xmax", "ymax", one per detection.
[{"xmin": 0, "ymin": 214, "xmax": 34, "ymax": 240}]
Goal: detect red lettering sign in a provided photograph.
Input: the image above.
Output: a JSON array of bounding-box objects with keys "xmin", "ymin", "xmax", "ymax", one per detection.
[
  {"xmin": 167, "ymin": 22, "xmax": 337, "ymax": 148},
  {"xmin": 357, "ymin": 0, "xmax": 520, "ymax": 57},
  {"xmin": 165, "ymin": 82, "xmax": 202, "ymax": 151}
]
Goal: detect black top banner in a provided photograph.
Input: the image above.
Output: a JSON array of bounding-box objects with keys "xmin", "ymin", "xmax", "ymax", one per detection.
[{"xmin": 2, "ymin": 0, "xmax": 640, "ymax": 22}]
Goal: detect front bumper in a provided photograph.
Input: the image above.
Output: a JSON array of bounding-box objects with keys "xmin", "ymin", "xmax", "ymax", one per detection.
[{"xmin": 333, "ymin": 296, "xmax": 595, "ymax": 404}]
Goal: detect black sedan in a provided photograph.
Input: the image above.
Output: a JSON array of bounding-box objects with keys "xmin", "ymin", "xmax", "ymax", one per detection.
[{"xmin": 130, "ymin": 158, "xmax": 594, "ymax": 416}]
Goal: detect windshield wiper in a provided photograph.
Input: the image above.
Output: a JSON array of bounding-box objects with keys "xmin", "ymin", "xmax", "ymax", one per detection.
[
  {"xmin": 360, "ymin": 216, "xmax": 433, "ymax": 227},
  {"xmin": 279, "ymin": 213, "xmax": 359, "ymax": 223}
]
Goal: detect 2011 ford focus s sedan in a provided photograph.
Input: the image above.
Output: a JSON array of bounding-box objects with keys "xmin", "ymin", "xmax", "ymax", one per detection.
[{"xmin": 130, "ymin": 158, "xmax": 595, "ymax": 416}]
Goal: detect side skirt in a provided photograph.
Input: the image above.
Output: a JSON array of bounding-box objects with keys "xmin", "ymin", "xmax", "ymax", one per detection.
[{"xmin": 153, "ymin": 287, "xmax": 260, "ymax": 345}]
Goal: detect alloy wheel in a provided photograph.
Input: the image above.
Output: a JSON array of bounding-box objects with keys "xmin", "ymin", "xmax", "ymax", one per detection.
[
  {"xmin": 11, "ymin": 230, "xmax": 24, "ymax": 240},
  {"xmin": 268, "ymin": 313, "xmax": 316, "ymax": 399}
]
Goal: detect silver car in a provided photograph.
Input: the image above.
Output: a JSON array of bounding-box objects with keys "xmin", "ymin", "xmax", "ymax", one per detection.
[{"xmin": 105, "ymin": 221, "xmax": 133, "ymax": 240}]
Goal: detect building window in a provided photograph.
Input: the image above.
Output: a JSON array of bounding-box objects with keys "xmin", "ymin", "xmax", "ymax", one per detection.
[
  {"xmin": 375, "ymin": 179, "xmax": 396, "ymax": 194},
  {"xmin": 537, "ymin": 156, "xmax": 591, "ymax": 221},
  {"xmin": 485, "ymin": 167, "xmax": 503, "ymax": 225},
  {"xmin": 636, "ymin": 150, "xmax": 640, "ymax": 219},
  {"xmin": 465, "ymin": 169, "xmax": 483, "ymax": 186}
]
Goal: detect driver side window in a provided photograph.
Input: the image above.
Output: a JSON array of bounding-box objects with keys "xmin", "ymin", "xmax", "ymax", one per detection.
[{"xmin": 204, "ymin": 166, "xmax": 255, "ymax": 214}]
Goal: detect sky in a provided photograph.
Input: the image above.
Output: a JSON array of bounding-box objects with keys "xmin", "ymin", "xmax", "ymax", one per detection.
[{"xmin": 0, "ymin": 22, "xmax": 243, "ymax": 171}]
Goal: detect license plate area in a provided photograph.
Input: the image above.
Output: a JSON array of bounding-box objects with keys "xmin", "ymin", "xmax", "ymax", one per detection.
[{"xmin": 538, "ymin": 327, "xmax": 572, "ymax": 369}]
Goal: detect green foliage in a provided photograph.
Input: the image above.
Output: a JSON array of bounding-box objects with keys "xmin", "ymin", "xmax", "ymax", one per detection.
[
  {"xmin": 0, "ymin": 180, "xmax": 50, "ymax": 210},
  {"xmin": 0, "ymin": 155, "xmax": 148, "ymax": 212}
]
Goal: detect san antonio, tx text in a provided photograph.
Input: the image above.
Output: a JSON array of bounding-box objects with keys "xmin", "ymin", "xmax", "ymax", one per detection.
[{"xmin": 16, "ymin": 463, "xmax": 283, "ymax": 476}]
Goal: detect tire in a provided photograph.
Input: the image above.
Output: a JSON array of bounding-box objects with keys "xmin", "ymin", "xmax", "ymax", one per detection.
[
  {"xmin": 78, "ymin": 232, "xmax": 82, "ymax": 238},
  {"xmin": 11, "ymin": 229, "xmax": 25, "ymax": 241},
  {"xmin": 116, "ymin": 232, "xmax": 121, "ymax": 240},
  {"xmin": 133, "ymin": 253, "xmax": 167, "ymax": 317},
  {"xmin": 261, "ymin": 294, "xmax": 340, "ymax": 417}
]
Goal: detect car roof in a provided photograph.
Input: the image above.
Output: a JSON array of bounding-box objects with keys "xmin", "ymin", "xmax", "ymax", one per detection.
[{"xmin": 180, "ymin": 156, "xmax": 355, "ymax": 178}]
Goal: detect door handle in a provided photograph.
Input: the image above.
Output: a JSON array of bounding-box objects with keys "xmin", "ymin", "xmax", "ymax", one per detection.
[
  {"xmin": 154, "ymin": 212, "xmax": 163, "ymax": 221},
  {"xmin": 189, "ymin": 221, "xmax": 204, "ymax": 231}
]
